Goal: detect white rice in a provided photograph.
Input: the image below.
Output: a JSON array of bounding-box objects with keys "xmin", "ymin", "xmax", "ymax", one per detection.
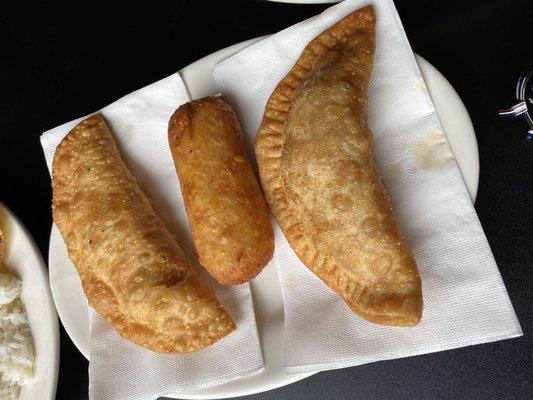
[
  {"xmin": 0, "ymin": 274, "xmax": 21, "ymax": 305},
  {"xmin": 0, "ymin": 273, "xmax": 34, "ymax": 399},
  {"xmin": 0, "ymin": 380, "xmax": 20, "ymax": 400}
]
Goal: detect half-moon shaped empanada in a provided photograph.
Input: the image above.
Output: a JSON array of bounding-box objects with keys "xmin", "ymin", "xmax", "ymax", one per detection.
[{"xmin": 255, "ymin": 6, "xmax": 423, "ymax": 326}]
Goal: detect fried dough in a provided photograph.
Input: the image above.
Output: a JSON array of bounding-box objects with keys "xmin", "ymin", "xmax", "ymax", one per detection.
[
  {"xmin": 168, "ymin": 97, "xmax": 274, "ymax": 285},
  {"xmin": 255, "ymin": 6, "xmax": 423, "ymax": 326}
]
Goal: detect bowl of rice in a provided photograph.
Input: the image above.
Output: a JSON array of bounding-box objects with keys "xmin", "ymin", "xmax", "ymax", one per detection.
[{"xmin": 0, "ymin": 204, "xmax": 59, "ymax": 400}]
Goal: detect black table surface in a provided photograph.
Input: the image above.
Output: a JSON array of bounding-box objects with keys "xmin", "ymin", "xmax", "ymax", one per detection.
[{"xmin": 1, "ymin": 0, "xmax": 531, "ymax": 399}]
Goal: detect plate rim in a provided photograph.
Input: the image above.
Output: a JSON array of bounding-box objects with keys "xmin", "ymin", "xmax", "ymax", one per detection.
[
  {"xmin": 265, "ymin": 0, "xmax": 341, "ymax": 4},
  {"xmin": 48, "ymin": 38, "xmax": 479, "ymax": 399}
]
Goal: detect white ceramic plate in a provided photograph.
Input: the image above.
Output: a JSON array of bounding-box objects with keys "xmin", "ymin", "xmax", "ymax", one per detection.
[
  {"xmin": 48, "ymin": 39, "xmax": 479, "ymax": 399},
  {"xmin": 0, "ymin": 203, "xmax": 59, "ymax": 400},
  {"xmin": 266, "ymin": 1, "xmax": 341, "ymax": 4}
]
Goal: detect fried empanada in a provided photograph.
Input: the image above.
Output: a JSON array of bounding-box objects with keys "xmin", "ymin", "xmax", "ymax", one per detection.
[
  {"xmin": 52, "ymin": 114, "xmax": 235, "ymax": 353},
  {"xmin": 255, "ymin": 6, "xmax": 423, "ymax": 326},
  {"xmin": 168, "ymin": 97, "xmax": 274, "ymax": 285}
]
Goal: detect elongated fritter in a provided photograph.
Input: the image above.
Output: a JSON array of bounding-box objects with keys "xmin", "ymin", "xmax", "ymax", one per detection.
[
  {"xmin": 168, "ymin": 97, "xmax": 274, "ymax": 285},
  {"xmin": 255, "ymin": 6, "xmax": 423, "ymax": 326},
  {"xmin": 52, "ymin": 114, "xmax": 235, "ymax": 353}
]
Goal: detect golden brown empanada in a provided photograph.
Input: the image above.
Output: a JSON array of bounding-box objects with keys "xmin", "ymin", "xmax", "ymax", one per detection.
[
  {"xmin": 255, "ymin": 6, "xmax": 423, "ymax": 326},
  {"xmin": 52, "ymin": 114, "xmax": 235, "ymax": 353},
  {"xmin": 168, "ymin": 97, "xmax": 274, "ymax": 285}
]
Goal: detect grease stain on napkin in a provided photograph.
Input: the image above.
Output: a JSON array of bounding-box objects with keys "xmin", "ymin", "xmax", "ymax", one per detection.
[{"xmin": 412, "ymin": 129, "xmax": 454, "ymax": 170}]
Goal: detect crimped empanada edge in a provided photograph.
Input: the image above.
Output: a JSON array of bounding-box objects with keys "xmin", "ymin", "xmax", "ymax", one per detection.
[{"xmin": 255, "ymin": 7, "xmax": 422, "ymax": 327}]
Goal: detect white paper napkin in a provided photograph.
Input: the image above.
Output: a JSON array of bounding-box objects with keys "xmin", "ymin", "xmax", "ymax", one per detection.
[
  {"xmin": 40, "ymin": 73, "xmax": 263, "ymax": 399},
  {"xmin": 213, "ymin": 0, "xmax": 522, "ymax": 373}
]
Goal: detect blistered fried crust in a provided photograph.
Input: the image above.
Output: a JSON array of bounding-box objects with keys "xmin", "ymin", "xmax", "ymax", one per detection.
[
  {"xmin": 255, "ymin": 6, "xmax": 423, "ymax": 326},
  {"xmin": 168, "ymin": 97, "xmax": 274, "ymax": 285},
  {"xmin": 52, "ymin": 114, "xmax": 235, "ymax": 353}
]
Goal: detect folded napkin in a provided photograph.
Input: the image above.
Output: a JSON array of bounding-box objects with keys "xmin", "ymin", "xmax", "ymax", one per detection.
[
  {"xmin": 213, "ymin": 0, "xmax": 522, "ymax": 373},
  {"xmin": 40, "ymin": 74, "xmax": 263, "ymax": 400}
]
